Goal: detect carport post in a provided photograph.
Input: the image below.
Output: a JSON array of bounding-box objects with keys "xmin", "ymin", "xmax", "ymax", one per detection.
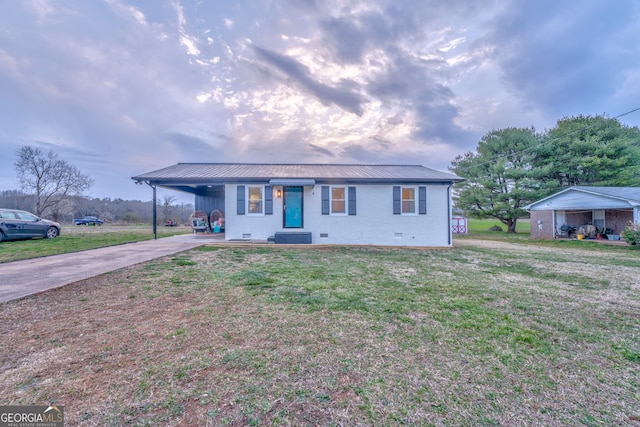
[{"xmin": 145, "ymin": 181, "xmax": 157, "ymax": 240}]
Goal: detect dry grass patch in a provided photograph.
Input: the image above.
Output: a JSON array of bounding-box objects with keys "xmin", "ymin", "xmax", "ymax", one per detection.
[{"xmin": 1, "ymin": 242, "xmax": 639, "ymax": 426}]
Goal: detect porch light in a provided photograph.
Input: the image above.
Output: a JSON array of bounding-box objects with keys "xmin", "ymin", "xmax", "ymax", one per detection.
[{"xmin": 277, "ymin": 189, "xmax": 282, "ymax": 198}]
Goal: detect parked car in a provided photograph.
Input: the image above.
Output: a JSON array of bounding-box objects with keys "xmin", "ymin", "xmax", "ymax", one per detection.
[
  {"xmin": 73, "ymin": 216, "xmax": 104, "ymax": 226},
  {"xmin": 0, "ymin": 209, "xmax": 61, "ymax": 242}
]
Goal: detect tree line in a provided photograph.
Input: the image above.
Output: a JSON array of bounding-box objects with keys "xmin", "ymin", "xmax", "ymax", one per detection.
[
  {"xmin": 449, "ymin": 114, "xmax": 640, "ymax": 232},
  {"xmin": 0, "ymin": 190, "xmax": 195, "ymax": 225},
  {"xmin": 5, "ymin": 146, "xmax": 194, "ymax": 224}
]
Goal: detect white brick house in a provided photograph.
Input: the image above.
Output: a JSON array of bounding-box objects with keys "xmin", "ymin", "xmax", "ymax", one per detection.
[{"xmin": 132, "ymin": 163, "xmax": 463, "ymax": 247}]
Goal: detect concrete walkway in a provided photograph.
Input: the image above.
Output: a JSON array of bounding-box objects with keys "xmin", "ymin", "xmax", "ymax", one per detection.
[{"xmin": 0, "ymin": 234, "xmax": 205, "ymax": 304}]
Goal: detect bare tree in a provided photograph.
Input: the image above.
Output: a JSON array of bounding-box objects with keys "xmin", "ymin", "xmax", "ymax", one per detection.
[
  {"xmin": 160, "ymin": 195, "xmax": 176, "ymax": 224},
  {"xmin": 15, "ymin": 146, "xmax": 93, "ymax": 216}
]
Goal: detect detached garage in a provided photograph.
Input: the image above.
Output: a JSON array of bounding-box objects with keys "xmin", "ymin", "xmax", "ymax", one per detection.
[{"xmin": 525, "ymin": 186, "xmax": 640, "ymax": 239}]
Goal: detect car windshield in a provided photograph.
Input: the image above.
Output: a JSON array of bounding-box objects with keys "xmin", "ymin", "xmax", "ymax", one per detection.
[{"xmin": 15, "ymin": 212, "xmax": 39, "ymax": 221}]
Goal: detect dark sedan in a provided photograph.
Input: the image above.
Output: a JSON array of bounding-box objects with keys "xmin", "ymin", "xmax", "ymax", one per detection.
[{"xmin": 0, "ymin": 209, "xmax": 61, "ymax": 242}]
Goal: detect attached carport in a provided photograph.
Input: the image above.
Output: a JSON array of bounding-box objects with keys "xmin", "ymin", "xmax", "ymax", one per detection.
[{"xmin": 132, "ymin": 165, "xmax": 222, "ymax": 238}]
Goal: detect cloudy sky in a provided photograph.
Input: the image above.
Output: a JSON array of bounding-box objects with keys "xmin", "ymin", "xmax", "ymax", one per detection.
[{"xmin": 1, "ymin": 0, "xmax": 639, "ymax": 202}]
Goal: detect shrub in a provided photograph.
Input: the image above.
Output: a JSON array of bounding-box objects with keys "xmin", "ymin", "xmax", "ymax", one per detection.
[
  {"xmin": 488, "ymin": 225, "xmax": 503, "ymax": 232},
  {"xmin": 621, "ymin": 222, "xmax": 640, "ymax": 247}
]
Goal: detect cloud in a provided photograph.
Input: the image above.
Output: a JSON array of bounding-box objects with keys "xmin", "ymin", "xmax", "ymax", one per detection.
[
  {"xmin": 364, "ymin": 40, "xmax": 473, "ymax": 144},
  {"xmin": 309, "ymin": 143, "xmax": 335, "ymax": 158},
  {"xmin": 251, "ymin": 45, "xmax": 367, "ymax": 116},
  {"xmin": 165, "ymin": 132, "xmax": 225, "ymax": 160},
  {"xmin": 485, "ymin": 1, "xmax": 640, "ymax": 117},
  {"xmin": 1, "ymin": 0, "xmax": 639, "ymax": 202},
  {"xmin": 25, "ymin": 0, "xmax": 58, "ymax": 24}
]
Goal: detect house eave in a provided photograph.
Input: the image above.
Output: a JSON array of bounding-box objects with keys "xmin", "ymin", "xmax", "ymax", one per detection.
[
  {"xmin": 525, "ymin": 186, "xmax": 640, "ymax": 211},
  {"xmin": 134, "ymin": 177, "xmax": 462, "ymax": 187}
]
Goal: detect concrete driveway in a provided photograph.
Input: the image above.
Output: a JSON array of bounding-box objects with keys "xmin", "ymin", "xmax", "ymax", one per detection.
[{"xmin": 0, "ymin": 234, "xmax": 204, "ymax": 304}]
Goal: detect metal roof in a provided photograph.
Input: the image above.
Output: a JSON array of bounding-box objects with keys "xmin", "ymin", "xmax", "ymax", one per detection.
[
  {"xmin": 132, "ymin": 163, "xmax": 463, "ymax": 184},
  {"xmin": 525, "ymin": 186, "xmax": 640, "ymax": 210},
  {"xmin": 570, "ymin": 186, "xmax": 640, "ymax": 203}
]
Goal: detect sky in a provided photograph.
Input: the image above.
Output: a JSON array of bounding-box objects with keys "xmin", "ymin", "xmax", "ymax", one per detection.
[{"xmin": 1, "ymin": 0, "xmax": 639, "ymax": 203}]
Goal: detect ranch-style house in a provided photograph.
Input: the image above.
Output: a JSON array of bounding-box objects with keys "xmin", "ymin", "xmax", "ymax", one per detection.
[{"xmin": 132, "ymin": 163, "xmax": 463, "ymax": 247}]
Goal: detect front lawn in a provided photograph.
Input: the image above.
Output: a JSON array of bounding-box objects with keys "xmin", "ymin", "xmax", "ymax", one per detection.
[
  {"xmin": 1, "ymin": 240, "xmax": 639, "ymax": 425},
  {"xmin": 0, "ymin": 224, "xmax": 191, "ymax": 263}
]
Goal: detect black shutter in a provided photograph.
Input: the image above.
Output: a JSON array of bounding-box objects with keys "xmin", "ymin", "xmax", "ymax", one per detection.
[
  {"xmin": 393, "ymin": 186, "xmax": 401, "ymax": 215},
  {"xmin": 348, "ymin": 186, "xmax": 356, "ymax": 215},
  {"xmin": 321, "ymin": 186, "xmax": 330, "ymax": 215},
  {"xmin": 265, "ymin": 185, "xmax": 273, "ymax": 215},
  {"xmin": 419, "ymin": 186, "xmax": 427, "ymax": 215},
  {"xmin": 237, "ymin": 185, "xmax": 245, "ymax": 215}
]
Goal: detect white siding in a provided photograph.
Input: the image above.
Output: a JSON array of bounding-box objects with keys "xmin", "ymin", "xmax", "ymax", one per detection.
[
  {"xmin": 225, "ymin": 184, "xmax": 281, "ymax": 240},
  {"xmin": 224, "ymin": 183, "xmax": 453, "ymax": 247}
]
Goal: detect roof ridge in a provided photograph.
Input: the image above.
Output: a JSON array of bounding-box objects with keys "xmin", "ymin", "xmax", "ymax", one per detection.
[
  {"xmin": 574, "ymin": 185, "xmax": 640, "ymax": 189},
  {"xmin": 175, "ymin": 162, "xmax": 425, "ymax": 167}
]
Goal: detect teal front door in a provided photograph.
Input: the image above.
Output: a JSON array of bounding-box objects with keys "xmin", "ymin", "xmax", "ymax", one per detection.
[{"xmin": 283, "ymin": 186, "xmax": 303, "ymax": 228}]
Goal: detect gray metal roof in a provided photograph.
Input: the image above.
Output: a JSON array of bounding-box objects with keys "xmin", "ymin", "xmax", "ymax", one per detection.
[
  {"xmin": 525, "ymin": 186, "xmax": 640, "ymax": 210},
  {"xmin": 132, "ymin": 163, "xmax": 463, "ymax": 184},
  {"xmin": 570, "ymin": 186, "xmax": 640, "ymax": 203}
]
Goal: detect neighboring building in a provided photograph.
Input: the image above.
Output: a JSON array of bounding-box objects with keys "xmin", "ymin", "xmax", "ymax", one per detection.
[
  {"xmin": 132, "ymin": 163, "xmax": 464, "ymax": 247},
  {"xmin": 525, "ymin": 186, "xmax": 640, "ymax": 239},
  {"xmin": 451, "ymin": 216, "xmax": 468, "ymax": 235}
]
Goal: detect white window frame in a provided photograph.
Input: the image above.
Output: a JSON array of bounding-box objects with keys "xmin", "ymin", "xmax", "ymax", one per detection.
[
  {"xmin": 247, "ymin": 186, "xmax": 264, "ymax": 215},
  {"xmin": 401, "ymin": 186, "xmax": 418, "ymax": 215},
  {"xmin": 330, "ymin": 186, "xmax": 347, "ymax": 215}
]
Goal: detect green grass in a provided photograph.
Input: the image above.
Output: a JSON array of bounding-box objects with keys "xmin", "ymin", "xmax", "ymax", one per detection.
[
  {"xmin": 460, "ymin": 218, "xmax": 638, "ymax": 255},
  {"xmin": 0, "ymin": 225, "xmax": 190, "ymax": 263},
  {"xmin": 465, "ymin": 218, "xmax": 531, "ymax": 234},
  {"xmin": 2, "ymin": 242, "xmax": 638, "ymax": 425}
]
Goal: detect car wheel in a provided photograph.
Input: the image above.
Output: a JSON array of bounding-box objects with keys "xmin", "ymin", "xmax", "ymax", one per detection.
[{"xmin": 46, "ymin": 227, "xmax": 59, "ymax": 239}]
